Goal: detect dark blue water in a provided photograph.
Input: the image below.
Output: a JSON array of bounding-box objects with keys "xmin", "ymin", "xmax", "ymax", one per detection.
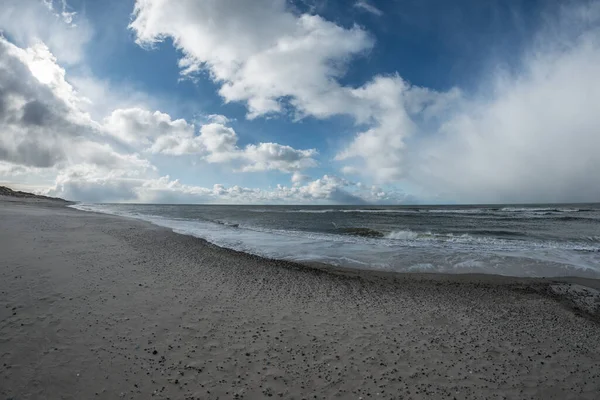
[{"xmin": 72, "ymin": 203, "xmax": 600, "ymax": 278}]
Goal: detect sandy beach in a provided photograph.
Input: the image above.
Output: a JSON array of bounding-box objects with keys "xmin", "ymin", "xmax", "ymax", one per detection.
[{"xmin": 1, "ymin": 199, "xmax": 600, "ymax": 400}]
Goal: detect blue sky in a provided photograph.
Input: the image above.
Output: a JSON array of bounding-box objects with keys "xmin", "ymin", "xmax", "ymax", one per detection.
[{"xmin": 1, "ymin": 0, "xmax": 600, "ymax": 204}]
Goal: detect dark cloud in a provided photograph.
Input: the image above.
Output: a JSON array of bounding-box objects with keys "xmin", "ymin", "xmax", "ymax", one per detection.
[
  {"xmin": 0, "ymin": 38, "xmax": 117, "ymax": 170},
  {"xmin": 52, "ymin": 179, "xmax": 139, "ymax": 203},
  {"xmin": 21, "ymin": 100, "xmax": 51, "ymax": 126}
]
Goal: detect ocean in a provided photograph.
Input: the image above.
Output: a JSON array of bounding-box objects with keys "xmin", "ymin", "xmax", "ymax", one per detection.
[{"xmin": 71, "ymin": 203, "xmax": 600, "ymax": 278}]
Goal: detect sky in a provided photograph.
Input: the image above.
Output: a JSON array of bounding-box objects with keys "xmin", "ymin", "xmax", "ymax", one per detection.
[{"xmin": 1, "ymin": 0, "xmax": 599, "ymax": 204}]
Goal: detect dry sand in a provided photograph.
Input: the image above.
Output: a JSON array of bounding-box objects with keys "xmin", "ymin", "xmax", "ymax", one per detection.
[{"xmin": 1, "ymin": 199, "xmax": 600, "ymax": 400}]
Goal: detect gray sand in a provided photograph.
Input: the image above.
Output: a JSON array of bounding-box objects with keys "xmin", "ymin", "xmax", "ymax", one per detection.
[{"xmin": 1, "ymin": 200, "xmax": 600, "ymax": 399}]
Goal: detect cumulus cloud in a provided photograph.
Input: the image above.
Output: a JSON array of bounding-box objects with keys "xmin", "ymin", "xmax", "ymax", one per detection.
[
  {"xmin": 104, "ymin": 108, "xmax": 195, "ymax": 149},
  {"xmin": 126, "ymin": 0, "xmax": 453, "ymax": 184},
  {"xmin": 291, "ymin": 171, "xmax": 311, "ymax": 185},
  {"xmin": 128, "ymin": 0, "xmax": 600, "ymax": 204},
  {"xmin": 336, "ymin": 75, "xmax": 461, "ymax": 182},
  {"xmin": 296, "ymin": 175, "xmax": 364, "ymax": 204},
  {"xmin": 0, "ymin": 37, "xmax": 95, "ymax": 168},
  {"xmin": 153, "ymin": 120, "xmax": 318, "ymax": 173},
  {"xmin": 46, "ymin": 172, "xmax": 406, "ymax": 204},
  {"xmin": 129, "ymin": 0, "xmax": 374, "ymax": 119},
  {"xmin": 0, "ymin": 31, "xmax": 321, "ymax": 204},
  {"xmin": 105, "ymin": 108, "xmax": 318, "ymax": 173},
  {"xmin": 240, "ymin": 142, "xmax": 317, "ymax": 173},
  {"xmin": 341, "ymin": 3, "xmax": 600, "ymax": 203},
  {"xmin": 0, "ymin": 37, "xmax": 154, "ymax": 187},
  {"xmin": 411, "ymin": 27, "xmax": 600, "ymax": 203},
  {"xmin": 5, "ymin": 0, "xmax": 599, "ymax": 205},
  {"xmin": 126, "ymin": 0, "xmax": 458, "ymax": 186}
]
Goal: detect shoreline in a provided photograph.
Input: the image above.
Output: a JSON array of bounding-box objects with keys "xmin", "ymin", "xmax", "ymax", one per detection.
[
  {"xmin": 68, "ymin": 202, "xmax": 600, "ymax": 281},
  {"xmin": 2, "ymin": 198, "xmax": 600, "ymax": 399},
  {"xmin": 67, "ymin": 201, "xmax": 600, "ymax": 312}
]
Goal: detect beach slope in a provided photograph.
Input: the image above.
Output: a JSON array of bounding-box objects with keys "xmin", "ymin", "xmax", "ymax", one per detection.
[{"xmin": 1, "ymin": 200, "xmax": 599, "ymax": 399}]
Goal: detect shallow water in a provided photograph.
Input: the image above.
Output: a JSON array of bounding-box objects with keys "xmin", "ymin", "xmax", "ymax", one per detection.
[{"xmin": 71, "ymin": 203, "xmax": 600, "ymax": 278}]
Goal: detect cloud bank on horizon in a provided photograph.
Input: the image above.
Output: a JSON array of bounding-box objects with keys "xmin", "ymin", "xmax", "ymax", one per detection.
[{"xmin": 0, "ymin": 0, "xmax": 599, "ymax": 204}]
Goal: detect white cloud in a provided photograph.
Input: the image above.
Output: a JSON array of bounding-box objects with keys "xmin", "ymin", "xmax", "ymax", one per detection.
[
  {"xmin": 125, "ymin": 0, "xmax": 457, "ymax": 186},
  {"xmin": 206, "ymin": 114, "xmax": 231, "ymax": 125},
  {"xmin": 105, "ymin": 108, "xmax": 318, "ymax": 173},
  {"xmin": 1, "ymin": 0, "xmax": 92, "ymax": 65},
  {"xmin": 104, "ymin": 108, "xmax": 195, "ymax": 149},
  {"xmin": 50, "ymin": 166, "xmax": 142, "ymax": 203},
  {"xmin": 0, "ymin": 33, "xmax": 322, "ymax": 204},
  {"xmin": 127, "ymin": 0, "xmax": 452, "ymax": 135},
  {"xmin": 4, "ymin": 0, "xmax": 600, "ymax": 205},
  {"xmin": 354, "ymin": 1, "xmax": 383, "ymax": 17},
  {"xmin": 339, "ymin": 3, "xmax": 600, "ymax": 203},
  {"xmin": 45, "ymin": 172, "xmax": 408, "ymax": 204},
  {"xmin": 130, "ymin": 0, "xmax": 374, "ymax": 119},
  {"xmin": 67, "ymin": 74, "xmax": 159, "ymax": 122},
  {"xmin": 0, "ymin": 37, "xmax": 97, "ymax": 168},
  {"xmin": 197, "ymin": 123, "xmax": 238, "ymax": 160},
  {"xmin": 128, "ymin": 0, "xmax": 600, "ymax": 204},
  {"xmin": 291, "ymin": 171, "xmax": 311, "ymax": 185},
  {"xmin": 126, "ymin": 0, "xmax": 449, "ymax": 184},
  {"xmin": 0, "ymin": 37, "xmax": 156, "ymax": 190},
  {"xmin": 240, "ymin": 142, "xmax": 317, "ymax": 173},
  {"xmin": 411, "ymin": 27, "xmax": 600, "ymax": 203},
  {"xmin": 334, "ymin": 75, "xmax": 461, "ymax": 182}
]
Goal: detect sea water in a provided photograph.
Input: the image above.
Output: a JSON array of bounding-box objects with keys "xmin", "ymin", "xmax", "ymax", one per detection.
[{"xmin": 71, "ymin": 203, "xmax": 600, "ymax": 278}]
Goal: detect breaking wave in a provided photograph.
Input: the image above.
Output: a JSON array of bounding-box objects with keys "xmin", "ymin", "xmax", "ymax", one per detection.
[
  {"xmin": 500, "ymin": 207, "xmax": 583, "ymax": 213},
  {"xmin": 69, "ymin": 202, "xmax": 600, "ymax": 278}
]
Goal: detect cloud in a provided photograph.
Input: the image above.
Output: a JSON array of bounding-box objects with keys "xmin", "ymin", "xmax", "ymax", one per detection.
[
  {"xmin": 128, "ymin": 0, "xmax": 600, "ymax": 204},
  {"xmin": 340, "ymin": 2, "xmax": 600, "ymax": 203},
  {"xmin": 412, "ymin": 29, "xmax": 600, "ymax": 203},
  {"xmin": 354, "ymin": 1, "xmax": 383, "ymax": 17},
  {"xmin": 336, "ymin": 75, "xmax": 461, "ymax": 182},
  {"xmin": 1, "ymin": 0, "xmax": 92, "ymax": 65},
  {"xmin": 0, "ymin": 38, "xmax": 90, "ymax": 168},
  {"xmin": 126, "ymin": 0, "xmax": 454, "ymax": 184},
  {"xmin": 43, "ymin": 0, "xmax": 77, "ymax": 25},
  {"xmin": 106, "ymin": 108, "xmax": 318, "ymax": 173},
  {"xmin": 67, "ymin": 74, "xmax": 159, "ymax": 122},
  {"xmin": 127, "ymin": 0, "xmax": 449, "ymax": 133},
  {"xmin": 297, "ymin": 175, "xmax": 364, "ymax": 204},
  {"xmin": 0, "ymin": 37, "xmax": 154, "ymax": 183},
  {"xmin": 46, "ymin": 171, "xmax": 408, "ymax": 204},
  {"xmin": 125, "ymin": 0, "xmax": 455, "ymax": 186},
  {"xmin": 104, "ymin": 108, "xmax": 196, "ymax": 149},
  {"xmin": 130, "ymin": 0, "xmax": 374, "ymax": 119},
  {"xmin": 291, "ymin": 171, "xmax": 311, "ymax": 185},
  {"xmin": 240, "ymin": 142, "xmax": 317, "ymax": 173},
  {"xmin": 0, "ymin": 33, "xmax": 323, "ymax": 205},
  {"xmin": 4, "ymin": 0, "xmax": 600, "ymax": 205},
  {"xmin": 50, "ymin": 167, "xmax": 141, "ymax": 203}
]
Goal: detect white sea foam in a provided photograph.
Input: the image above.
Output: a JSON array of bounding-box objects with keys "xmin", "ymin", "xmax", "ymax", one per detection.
[
  {"xmin": 407, "ymin": 263, "xmax": 436, "ymax": 271},
  {"xmin": 385, "ymin": 230, "xmax": 419, "ymax": 240},
  {"xmin": 69, "ymin": 203, "xmax": 600, "ymax": 278},
  {"xmin": 252, "ymin": 208, "xmax": 421, "ymax": 214},
  {"xmin": 500, "ymin": 207, "xmax": 581, "ymax": 213},
  {"xmin": 425, "ymin": 209, "xmax": 488, "ymax": 214},
  {"xmin": 259, "ymin": 208, "xmax": 489, "ymax": 214},
  {"xmin": 249, "ymin": 206, "xmax": 586, "ymax": 215}
]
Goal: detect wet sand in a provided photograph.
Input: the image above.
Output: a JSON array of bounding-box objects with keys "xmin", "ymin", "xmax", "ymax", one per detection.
[{"xmin": 1, "ymin": 199, "xmax": 600, "ymax": 399}]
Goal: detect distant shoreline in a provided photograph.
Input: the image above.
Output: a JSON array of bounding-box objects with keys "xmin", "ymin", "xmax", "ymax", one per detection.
[{"xmin": 0, "ymin": 185, "xmax": 71, "ymax": 204}]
